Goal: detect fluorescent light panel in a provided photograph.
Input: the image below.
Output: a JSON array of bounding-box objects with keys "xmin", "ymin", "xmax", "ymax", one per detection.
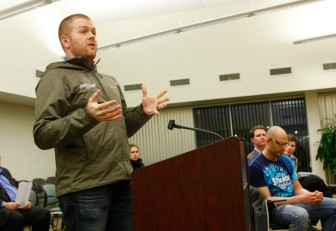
[
  {"xmin": 98, "ymin": 0, "xmax": 324, "ymax": 49},
  {"xmin": 293, "ymin": 33, "xmax": 336, "ymax": 45},
  {"xmin": 0, "ymin": 0, "xmax": 61, "ymax": 21}
]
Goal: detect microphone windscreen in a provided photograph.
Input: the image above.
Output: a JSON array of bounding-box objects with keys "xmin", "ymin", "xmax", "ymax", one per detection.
[{"xmin": 167, "ymin": 120, "xmax": 175, "ymax": 130}]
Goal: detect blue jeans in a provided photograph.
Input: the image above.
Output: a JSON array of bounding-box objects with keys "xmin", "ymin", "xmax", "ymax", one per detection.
[
  {"xmin": 270, "ymin": 197, "xmax": 336, "ymax": 231},
  {"xmin": 58, "ymin": 180, "xmax": 134, "ymax": 231}
]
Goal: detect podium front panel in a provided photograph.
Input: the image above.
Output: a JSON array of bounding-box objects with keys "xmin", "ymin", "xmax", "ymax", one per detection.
[{"xmin": 132, "ymin": 137, "xmax": 250, "ymax": 231}]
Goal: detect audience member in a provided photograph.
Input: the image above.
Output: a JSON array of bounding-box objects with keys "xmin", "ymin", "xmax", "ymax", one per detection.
[
  {"xmin": 129, "ymin": 144, "xmax": 145, "ymax": 170},
  {"xmin": 284, "ymin": 134, "xmax": 299, "ymax": 170},
  {"xmin": 249, "ymin": 126, "xmax": 336, "ymax": 230},
  {"xmin": 0, "ymin": 167, "xmax": 50, "ymax": 231},
  {"xmin": 284, "ymin": 134, "xmax": 336, "ymax": 198},
  {"xmin": 33, "ymin": 14, "xmax": 169, "ymax": 231},
  {"xmin": 247, "ymin": 125, "xmax": 267, "ymax": 161}
]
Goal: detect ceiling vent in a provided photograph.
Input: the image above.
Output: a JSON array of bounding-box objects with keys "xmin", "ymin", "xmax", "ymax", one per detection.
[
  {"xmin": 219, "ymin": 73, "xmax": 240, "ymax": 81},
  {"xmin": 36, "ymin": 70, "xmax": 43, "ymax": 78},
  {"xmin": 323, "ymin": 62, "xmax": 336, "ymax": 71},
  {"xmin": 124, "ymin": 83, "xmax": 142, "ymax": 91},
  {"xmin": 270, "ymin": 67, "xmax": 292, "ymax": 76},
  {"xmin": 170, "ymin": 78, "xmax": 190, "ymax": 87}
]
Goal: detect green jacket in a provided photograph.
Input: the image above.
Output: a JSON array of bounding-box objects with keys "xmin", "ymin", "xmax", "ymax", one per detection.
[{"xmin": 33, "ymin": 58, "xmax": 152, "ymax": 197}]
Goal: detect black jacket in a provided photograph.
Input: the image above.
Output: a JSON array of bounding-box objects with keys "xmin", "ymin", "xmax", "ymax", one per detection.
[
  {"xmin": 0, "ymin": 167, "xmax": 18, "ymax": 226},
  {"xmin": 130, "ymin": 159, "xmax": 145, "ymax": 170}
]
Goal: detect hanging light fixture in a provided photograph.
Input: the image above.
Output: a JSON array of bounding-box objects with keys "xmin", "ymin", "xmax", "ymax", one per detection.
[{"xmin": 0, "ymin": 0, "xmax": 61, "ymax": 21}]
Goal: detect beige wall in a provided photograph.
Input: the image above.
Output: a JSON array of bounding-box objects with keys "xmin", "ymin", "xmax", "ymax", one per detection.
[
  {"xmin": 0, "ymin": 90, "xmax": 328, "ymax": 182},
  {"xmin": 0, "ymin": 101, "xmax": 55, "ymax": 181}
]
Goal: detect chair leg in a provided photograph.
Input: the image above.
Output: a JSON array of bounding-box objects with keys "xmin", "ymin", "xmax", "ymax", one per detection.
[
  {"xmin": 50, "ymin": 217, "xmax": 56, "ymax": 231},
  {"xmin": 50, "ymin": 216, "xmax": 64, "ymax": 231},
  {"xmin": 61, "ymin": 219, "xmax": 65, "ymax": 231}
]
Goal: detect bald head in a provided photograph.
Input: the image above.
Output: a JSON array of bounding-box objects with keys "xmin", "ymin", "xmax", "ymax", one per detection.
[
  {"xmin": 263, "ymin": 126, "xmax": 288, "ymax": 160},
  {"xmin": 266, "ymin": 126, "xmax": 287, "ymax": 140}
]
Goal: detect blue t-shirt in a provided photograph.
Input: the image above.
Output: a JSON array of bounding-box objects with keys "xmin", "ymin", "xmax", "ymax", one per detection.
[{"xmin": 249, "ymin": 154, "xmax": 298, "ymax": 197}]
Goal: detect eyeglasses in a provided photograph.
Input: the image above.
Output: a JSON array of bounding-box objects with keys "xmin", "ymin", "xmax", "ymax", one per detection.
[
  {"xmin": 131, "ymin": 151, "xmax": 139, "ymax": 153},
  {"xmin": 269, "ymin": 137, "xmax": 291, "ymax": 147}
]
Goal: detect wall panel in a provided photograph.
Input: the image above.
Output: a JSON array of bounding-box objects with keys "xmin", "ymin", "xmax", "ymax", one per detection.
[{"xmin": 129, "ymin": 108, "xmax": 196, "ymax": 165}]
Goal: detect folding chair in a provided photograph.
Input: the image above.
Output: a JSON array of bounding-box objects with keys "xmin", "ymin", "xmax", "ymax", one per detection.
[
  {"xmin": 265, "ymin": 199, "xmax": 289, "ymax": 230},
  {"xmin": 42, "ymin": 183, "xmax": 64, "ymax": 231}
]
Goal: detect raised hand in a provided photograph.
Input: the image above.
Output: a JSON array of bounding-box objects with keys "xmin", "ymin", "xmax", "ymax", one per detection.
[
  {"xmin": 87, "ymin": 89, "xmax": 123, "ymax": 122},
  {"xmin": 141, "ymin": 84, "xmax": 170, "ymax": 115}
]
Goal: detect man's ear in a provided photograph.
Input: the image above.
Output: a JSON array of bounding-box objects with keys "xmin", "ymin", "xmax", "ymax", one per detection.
[{"xmin": 61, "ymin": 35, "xmax": 70, "ymax": 48}]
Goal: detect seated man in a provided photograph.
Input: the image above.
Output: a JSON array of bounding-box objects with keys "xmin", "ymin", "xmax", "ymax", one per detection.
[
  {"xmin": 0, "ymin": 166, "xmax": 50, "ymax": 231},
  {"xmin": 247, "ymin": 125, "xmax": 267, "ymax": 161},
  {"xmin": 249, "ymin": 126, "xmax": 336, "ymax": 230}
]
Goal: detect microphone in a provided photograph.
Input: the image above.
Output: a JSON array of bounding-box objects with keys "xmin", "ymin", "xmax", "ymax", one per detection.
[{"xmin": 167, "ymin": 120, "xmax": 224, "ymax": 141}]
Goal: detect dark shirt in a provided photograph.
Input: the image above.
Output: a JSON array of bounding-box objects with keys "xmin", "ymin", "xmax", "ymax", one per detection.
[{"xmin": 130, "ymin": 159, "xmax": 145, "ymax": 170}]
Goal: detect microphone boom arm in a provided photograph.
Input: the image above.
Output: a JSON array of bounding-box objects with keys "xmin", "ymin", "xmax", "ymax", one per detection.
[
  {"xmin": 178, "ymin": 125, "xmax": 224, "ymax": 140},
  {"xmin": 168, "ymin": 120, "xmax": 224, "ymax": 140}
]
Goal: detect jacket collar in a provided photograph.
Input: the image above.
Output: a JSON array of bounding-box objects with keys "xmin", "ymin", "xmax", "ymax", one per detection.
[{"xmin": 65, "ymin": 57, "xmax": 100, "ymax": 70}]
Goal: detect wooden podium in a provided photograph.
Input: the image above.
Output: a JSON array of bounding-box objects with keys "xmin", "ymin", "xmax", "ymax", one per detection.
[{"xmin": 131, "ymin": 137, "xmax": 251, "ymax": 231}]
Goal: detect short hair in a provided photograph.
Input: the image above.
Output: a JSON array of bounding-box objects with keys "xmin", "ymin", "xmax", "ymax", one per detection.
[
  {"xmin": 249, "ymin": 125, "xmax": 267, "ymax": 139},
  {"xmin": 287, "ymin": 134, "xmax": 298, "ymax": 145},
  {"xmin": 58, "ymin": 14, "xmax": 91, "ymax": 45},
  {"xmin": 129, "ymin": 144, "xmax": 139, "ymax": 150}
]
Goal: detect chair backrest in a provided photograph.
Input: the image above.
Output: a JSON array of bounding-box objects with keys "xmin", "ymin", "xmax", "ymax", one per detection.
[
  {"xmin": 29, "ymin": 189, "xmax": 39, "ymax": 206},
  {"xmin": 42, "ymin": 183, "xmax": 58, "ymax": 207},
  {"xmin": 46, "ymin": 176, "xmax": 56, "ymax": 184},
  {"xmin": 32, "ymin": 178, "xmax": 48, "ymax": 194},
  {"xmin": 16, "ymin": 180, "xmax": 29, "ymax": 189}
]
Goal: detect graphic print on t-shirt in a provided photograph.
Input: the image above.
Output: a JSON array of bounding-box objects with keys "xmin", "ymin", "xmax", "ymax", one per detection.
[{"xmin": 263, "ymin": 162, "xmax": 294, "ymax": 197}]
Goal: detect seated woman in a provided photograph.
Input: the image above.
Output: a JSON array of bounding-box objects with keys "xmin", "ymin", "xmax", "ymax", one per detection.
[{"xmin": 284, "ymin": 134, "xmax": 336, "ymax": 198}]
